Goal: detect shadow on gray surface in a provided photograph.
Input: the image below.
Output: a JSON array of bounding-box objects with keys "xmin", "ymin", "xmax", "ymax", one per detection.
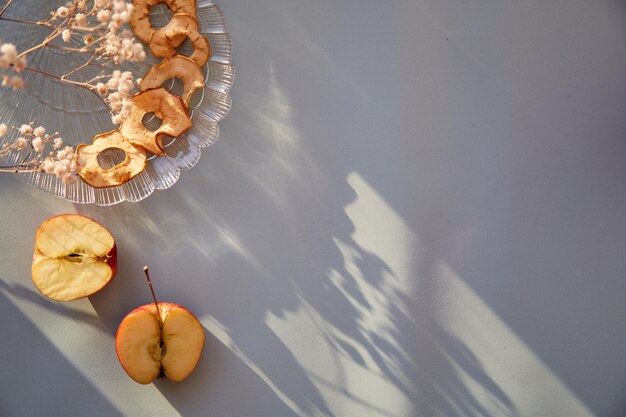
[
  {"xmin": 119, "ymin": 187, "xmax": 518, "ymax": 417},
  {"xmin": 78, "ymin": 33, "xmax": 516, "ymax": 417},
  {"xmin": 0, "ymin": 290, "xmax": 124, "ymax": 417},
  {"xmin": 0, "ymin": 280, "xmax": 107, "ymax": 332},
  {"xmin": 71, "ymin": 1, "xmax": 626, "ymax": 416},
  {"xmin": 79, "ymin": 2, "xmax": 520, "ymax": 415}
]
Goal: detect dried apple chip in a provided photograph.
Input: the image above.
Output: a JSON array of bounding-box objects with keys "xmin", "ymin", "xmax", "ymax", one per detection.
[
  {"xmin": 119, "ymin": 87, "xmax": 192, "ymax": 156},
  {"xmin": 183, "ymin": 30, "xmax": 211, "ymax": 66},
  {"xmin": 167, "ymin": 0, "xmax": 197, "ymax": 15},
  {"xmin": 129, "ymin": 0, "xmax": 154, "ymax": 44},
  {"xmin": 152, "ymin": 28, "xmax": 210, "ymax": 66},
  {"xmin": 139, "ymin": 56, "xmax": 205, "ymax": 107},
  {"xmin": 77, "ymin": 131, "xmax": 147, "ymax": 188},
  {"xmin": 149, "ymin": 14, "xmax": 199, "ymax": 58},
  {"xmin": 130, "ymin": 0, "xmax": 197, "ymax": 44}
]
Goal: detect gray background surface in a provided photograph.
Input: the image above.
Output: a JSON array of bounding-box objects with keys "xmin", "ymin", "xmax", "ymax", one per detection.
[{"xmin": 1, "ymin": 0, "xmax": 626, "ymax": 416}]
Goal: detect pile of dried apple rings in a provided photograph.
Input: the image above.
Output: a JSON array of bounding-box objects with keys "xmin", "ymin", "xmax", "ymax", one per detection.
[{"xmin": 77, "ymin": 0, "xmax": 209, "ymax": 188}]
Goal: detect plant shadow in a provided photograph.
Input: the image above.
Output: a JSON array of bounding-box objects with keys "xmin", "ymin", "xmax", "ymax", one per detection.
[
  {"xmin": 71, "ymin": 5, "xmax": 519, "ymax": 409},
  {"xmin": 0, "ymin": 289, "xmax": 124, "ymax": 417}
]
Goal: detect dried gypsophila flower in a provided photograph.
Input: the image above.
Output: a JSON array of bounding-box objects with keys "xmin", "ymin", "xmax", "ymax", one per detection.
[
  {"xmin": 0, "ymin": 122, "xmax": 85, "ymax": 184},
  {"xmin": 103, "ymin": 70, "xmax": 139, "ymax": 125},
  {"xmin": 0, "ymin": 40, "xmax": 27, "ymax": 89},
  {"xmin": 0, "ymin": 1, "xmax": 149, "ymax": 181}
]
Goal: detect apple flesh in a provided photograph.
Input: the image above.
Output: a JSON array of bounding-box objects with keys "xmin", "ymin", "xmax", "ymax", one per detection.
[
  {"xmin": 31, "ymin": 214, "xmax": 117, "ymax": 301},
  {"xmin": 116, "ymin": 302, "xmax": 205, "ymax": 384}
]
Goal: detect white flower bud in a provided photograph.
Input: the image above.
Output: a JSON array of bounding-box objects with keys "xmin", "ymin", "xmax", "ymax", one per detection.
[
  {"xmin": 16, "ymin": 137, "xmax": 28, "ymax": 150},
  {"xmin": 96, "ymin": 82, "xmax": 108, "ymax": 95},
  {"xmin": 56, "ymin": 6, "xmax": 69, "ymax": 18},
  {"xmin": 75, "ymin": 13, "xmax": 87, "ymax": 27},
  {"xmin": 18, "ymin": 124, "xmax": 33, "ymax": 135},
  {"xmin": 113, "ymin": 0, "xmax": 126, "ymax": 13},
  {"xmin": 97, "ymin": 10, "xmax": 111, "ymax": 23},
  {"xmin": 62, "ymin": 29, "xmax": 71, "ymax": 42},
  {"xmin": 117, "ymin": 82, "xmax": 131, "ymax": 95},
  {"xmin": 32, "ymin": 137, "xmax": 44, "ymax": 152},
  {"xmin": 0, "ymin": 43, "xmax": 17, "ymax": 61},
  {"xmin": 42, "ymin": 158, "xmax": 55, "ymax": 173},
  {"xmin": 54, "ymin": 163, "xmax": 66, "ymax": 177},
  {"xmin": 118, "ymin": 10, "xmax": 129, "ymax": 22},
  {"xmin": 33, "ymin": 126, "xmax": 46, "ymax": 138}
]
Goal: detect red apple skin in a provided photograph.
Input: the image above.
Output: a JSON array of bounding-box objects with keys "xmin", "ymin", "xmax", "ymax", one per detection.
[
  {"xmin": 115, "ymin": 302, "xmax": 205, "ymax": 384},
  {"xmin": 31, "ymin": 214, "xmax": 118, "ymax": 301}
]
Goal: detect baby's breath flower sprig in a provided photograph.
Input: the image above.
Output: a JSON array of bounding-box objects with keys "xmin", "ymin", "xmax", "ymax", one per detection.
[
  {"xmin": 0, "ymin": 0, "xmax": 149, "ymax": 182},
  {"xmin": 0, "ymin": 122, "xmax": 85, "ymax": 184},
  {"xmin": 0, "ymin": 0, "xmax": 146, "ymax": 124}
]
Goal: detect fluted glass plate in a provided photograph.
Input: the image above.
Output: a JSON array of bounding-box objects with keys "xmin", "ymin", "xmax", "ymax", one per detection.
[{"xmin": 0, "ymin": 0, "xmax": 233, "ymax": 205}]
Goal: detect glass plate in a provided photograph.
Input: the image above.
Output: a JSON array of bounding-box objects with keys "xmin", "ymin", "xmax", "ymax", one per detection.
[{"xmin": 0, "ymin": 0, "xmax": 233, "ymax": 205}]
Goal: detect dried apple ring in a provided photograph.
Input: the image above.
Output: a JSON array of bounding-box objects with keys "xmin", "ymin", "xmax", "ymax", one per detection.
[
  {"xmin": 130, "ymin": 0, "xmax": 197, "ymax": 44},
  {"xmin": 120, "ymin": 87, "xmax": 192, "ymax": 156},
  {"xmin": 77, "ymin": 131, "xmax": 147, "ymax": 188},
  {"xmin": 149, "ymin": 14, "xmax": 199, "ymax": 58},
  {"xmin": 129, "ymin": 0, "xmax": 154, "ymax": 44},
  {"xmin": 167, "ymin": 0, "xmax": 197, "ymax": 15},
  {"xmin": 151, "ymin": 28, "xmax": 210, "ymax": 66},
  {"xmin": 183, "ymin": 31, "xmax": 210, "ymax": 66},
  {"xmin": 139, "ymin": 56, "xmax": 205, "ymax": 106}
]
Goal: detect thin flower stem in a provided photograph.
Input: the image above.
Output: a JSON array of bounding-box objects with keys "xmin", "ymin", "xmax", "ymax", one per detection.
[
  {"xmin": 61, "ymin": 56, "xmax": 94, "ymax": 78},
  {"xmin": 16, "ymin": 12, "xmax": 76, "ymax": 60},
  {"xmin": 0, "ymin": 17, "xmax": 54, "ymax": 29},
  {"xmin": 24, "ymin": 66, "xmax": 112, "ymax": 112},
  {"xmin": 0, "ymin": 159, "xmax": 40, "ymax": 172},
  {"xmin": 16, "ymin": 26, "xmax": 63, "ymax": 59},
  {"xmin": 47, "ymin": 34, "xmax": 105, "ymax": 54},
  {"xmin": 18, "ymin": 148, "xmax": 33, "ymax": 166},
  {"xmin": 0, "ymin": 0, "xmax": 15, "ymax": 19},
  {"xmin": 46, "ymin": 44, "xmax": 86, "ymax": 53},
  {"xmin": 0, "ymin": 168, "xmax": 38, "ymax": 173},
  {"xmin": 87, "ymin": 74, "xmax": 108, "ymax": 84},
  {"xmin": 69, "ymin": 23, "xmax": 105, "ymax": 33}
]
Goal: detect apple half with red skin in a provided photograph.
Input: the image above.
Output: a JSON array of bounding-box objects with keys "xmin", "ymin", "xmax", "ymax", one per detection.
[
  {"xmin": 31, "ymin": 214, "xmax": 117, "ymax": 301},
  {"xmin": 116, "ymin": 302, "xmax": 205, "ymax": 384}
]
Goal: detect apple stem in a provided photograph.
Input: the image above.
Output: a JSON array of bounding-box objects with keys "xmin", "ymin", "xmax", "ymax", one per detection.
[{"xmin": 143, "ymin": 266, "xmax": 163, "ymax": 328}]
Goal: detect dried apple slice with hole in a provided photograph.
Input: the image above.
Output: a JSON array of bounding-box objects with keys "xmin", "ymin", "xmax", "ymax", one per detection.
[
  {"xmin": 77, "ymin": 130, "xmax": 147, "ymax": 188},
  {"xmin": 149, "ymin": 19, "xmax": 210, "ymax": 66},
  {"xmin": 119, "ymin": 87, "xmax": 192, "ymax": 155},
  {"xmin": 149, "ymin": 14, "xmax": 199, "ymax": 58},
  {"xmin": 179, "ymin": 30, "xmax": 211, "ymax": 66},
  {"xmin": 31, "ymin": 214, "xmax": 117, "ymax": 302},
  {"xmin": 139, "ymin": 55, "xmax": 205, "ymax": 107},
  {"xmin": 130, "ymin": 0, "xmax": 198, "ymax": 44},
  {"xmin": 167, "ymin": 0, "xmax": 197, "ymax": 15}
]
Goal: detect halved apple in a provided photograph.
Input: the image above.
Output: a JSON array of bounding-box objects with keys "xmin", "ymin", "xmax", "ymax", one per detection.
[
  {"xmin": 31, "ymin": 214, "xmax": 117, "ymax": 301},
  {"xmin": 115, "ymin": 302, "xmax": 205, "ymax": 384}
]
